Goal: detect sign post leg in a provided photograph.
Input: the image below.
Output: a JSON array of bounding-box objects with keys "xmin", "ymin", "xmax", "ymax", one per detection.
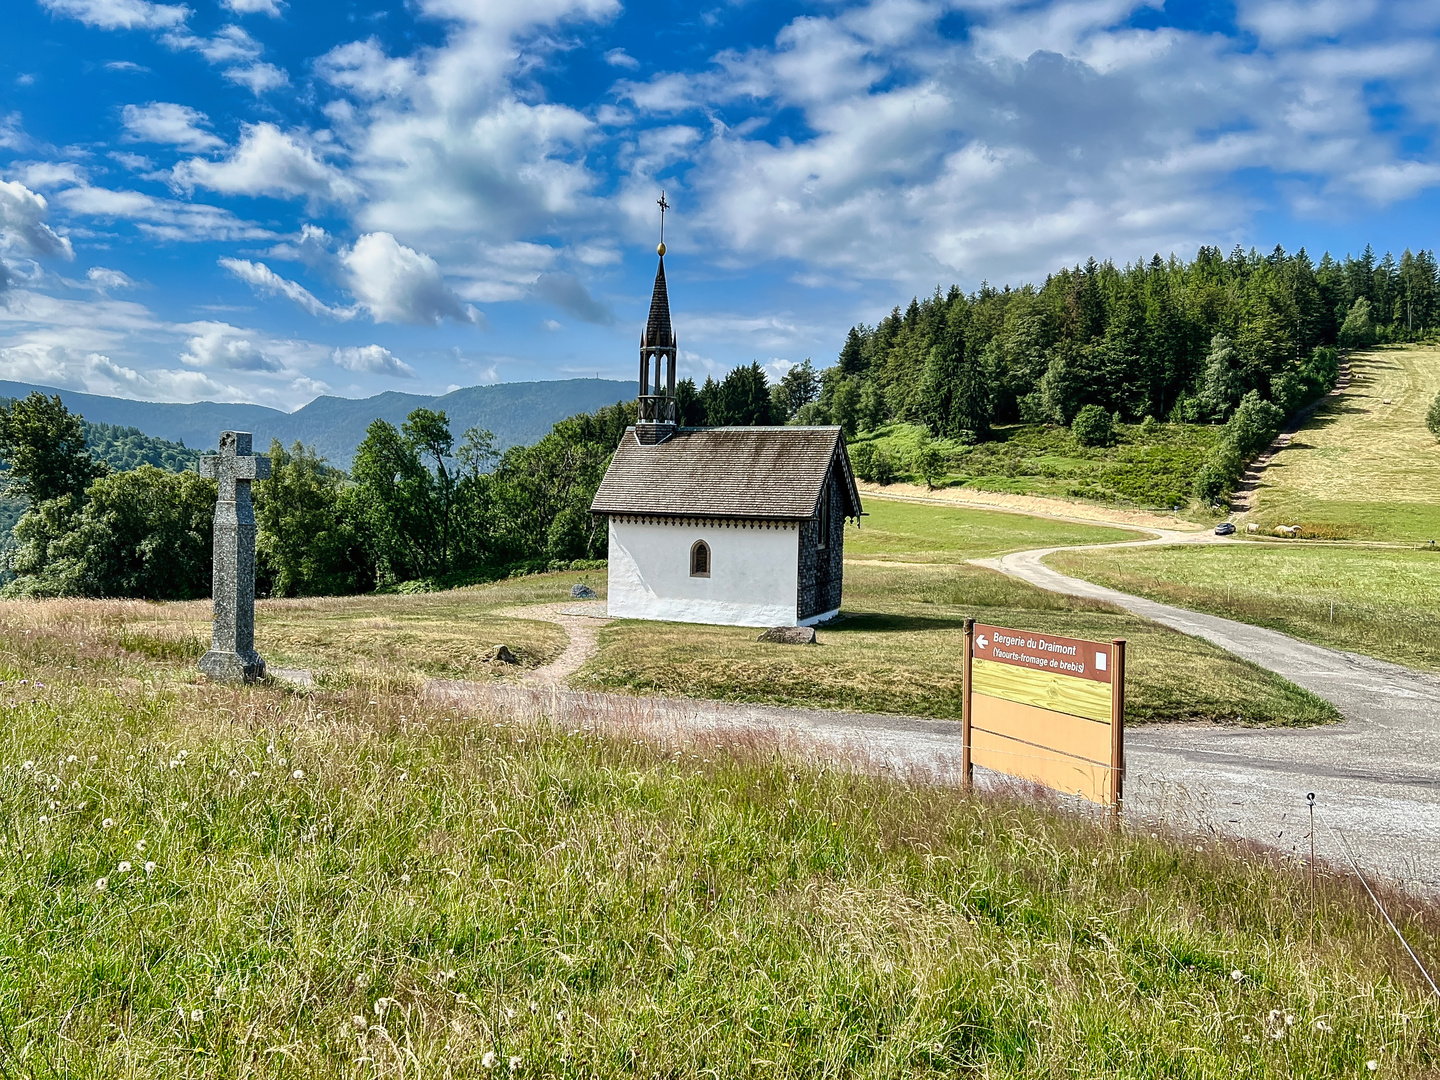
[
  {"xmin": 962, "ymin": 618, "xmax": 974, "ymax": 792},
  {"xmin": 1111, "ymin": 639, "xmax": 1126, "ymax": 824}
]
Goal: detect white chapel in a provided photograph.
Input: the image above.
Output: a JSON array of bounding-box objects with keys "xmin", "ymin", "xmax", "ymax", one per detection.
[{"xmin": 589, "ymin": 237, "xmax": 863, "ymax": 628}]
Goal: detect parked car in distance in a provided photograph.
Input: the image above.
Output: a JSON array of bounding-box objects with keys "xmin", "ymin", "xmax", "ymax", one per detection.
[{"xmin": 1214, "ymin": 521, "xmax": 1236, "ymax": 535}]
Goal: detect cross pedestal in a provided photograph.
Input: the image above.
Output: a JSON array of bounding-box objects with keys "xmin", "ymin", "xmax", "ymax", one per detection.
[{"xmin": 198, "ymin": 431, "xmax": 271, "ymax": 682}]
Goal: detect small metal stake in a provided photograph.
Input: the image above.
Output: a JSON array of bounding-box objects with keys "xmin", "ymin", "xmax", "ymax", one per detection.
[{"xmin": 1308, "ymin": 792, "xmax": 1317, "ymax": 945}]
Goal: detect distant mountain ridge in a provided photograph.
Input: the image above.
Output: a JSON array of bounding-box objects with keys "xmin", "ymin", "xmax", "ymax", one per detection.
[{"xmin": 0, "ymin": 379, "xmax": 634, "ymax": 469}]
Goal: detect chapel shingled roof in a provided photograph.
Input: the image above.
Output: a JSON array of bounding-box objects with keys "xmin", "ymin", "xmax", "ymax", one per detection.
[{"xmin": 590, "ymin": 426, "xmax": 863, "ymax": 521}]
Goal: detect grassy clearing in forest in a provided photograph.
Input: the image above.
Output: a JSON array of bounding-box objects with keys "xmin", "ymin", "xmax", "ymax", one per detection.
[
  {"xmin": 0, "ymin": 609, "xmax": 1434, "ymax": 1078},
  {"xmin": 580, "ymin": 499, "xmax": 1337, "ymax": 726},
  {"xmin": 1243, "ymin": 345, "xmax": 1440, "ymax": 541},
  {"xmin": 852, "ymin": 421, "xmax": 1220, "ymax": 511},
  {"xmin": 1049, "ymin": 542, "xmax": 1440, "ymax": 672}
]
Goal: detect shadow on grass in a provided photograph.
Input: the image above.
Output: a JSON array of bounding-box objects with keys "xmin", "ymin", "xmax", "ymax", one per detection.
[{"xmin": 829, "ymin": 611, "xmax": 971, "ymax": 634}]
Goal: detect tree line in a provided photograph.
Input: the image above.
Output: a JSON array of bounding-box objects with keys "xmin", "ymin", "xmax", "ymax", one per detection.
[
  {"xmin": 0, "ymin": 392, "xmax": 625, "ymax": 600},
  {"xmin": 796, "ymin": 243, "xmax": 1425, "ymax": 442}
]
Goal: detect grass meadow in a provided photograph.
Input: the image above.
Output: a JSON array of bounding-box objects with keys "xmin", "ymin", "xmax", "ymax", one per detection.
[
  {"xmin": 1242, "ymin": 345, "xmax": 1440, "ymax": 542},
  {"xmin": 1049, "ymin": 542, "xmax": 1440, "ymax": 672},
  {"xmin": 100, "ymin": 573, "xmax": 585, "ymax": 692},
  {"xmin": 851, "ymin": 420, "xmax": 1220, "ymax": 511},
  {"xmin": 579, "ymin": 499, "xmax": 1338, "ymax": 726},
  {"xmin": 0, "ymin": 600, "xmax": 1435, "ymax": 1078}
]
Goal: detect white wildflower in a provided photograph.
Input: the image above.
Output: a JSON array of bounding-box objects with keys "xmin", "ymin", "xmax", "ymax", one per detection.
[
  {"xmin": 117, "ymin": 861, "xmax": 132, "ymax": 873},
  {"xmin": 373, "ymin": 997, "xmax": 391, "ymax": 1016},
  {"xmin": 278, "ymin": 757, "xmax": 287, "ymax": 767},
  {"xmin": 266, "ymin": 744, "xmax": 275, "ymax": 755},
  {"xmin": 1285, "ymin": 1013, "xmax": 1294, "ymax": 1026},
  {"xmin": 177, "ymin": 750, "xmax": 187, "ymax": 760},
  {"xmin": 190, "ymin": 1008, "xmax": 203, "ymax": 1023},
  {"xmin": 66, "ymin": 755, "xmax": 76, "ymax": 763},
  {"xmin": 37, "ymin": 816, "xmax": 47, "ymax": 825},
  {"xmin": 21, "ymin": 761, "xmax": 34, "ymax": 770},
  {"xmin": 1230, "ymin": 969, "xmax": 1244, "ymax": 982},
  {"xmin": 229, "ymin": 769, "xmax": 239, "ymax": 778},
  {"xmin": 101, "ymin": 818, "xmax": 114, "ymax": 829},
  {"xmin": 1367, "ymin": 1062, "xmax": 1379, "ymax": 1073},
  {"xmin": 249, "ymin": 771, "xmax": 260, "ymax": 778},
  {"xmin": 482, "ymin": 1051, "xmax": 496, "ymax": 1069},
  {"xmin": 1315, "ymin": 1019, "xmax": 1332, "ymax": 1033},
  {"xmin": 144, "ymin": 861, "xmax": 156, "ymax": 874},
  {"xmin": 354, "ymin": 973, "xmax": 370, "ymax": 989},
  {"xmin": 292, "ymin": 769, "xmax": 304, "ymax": 780},
  {"xmin": 509, "ymin": 1056, "xmax": 521, "ymax": 1069},
  {"xmin": 400, "ymin": 873, "xmax": 410, "ymax": 884},
  {"xmin": 94, "ymin": 877, "xmax": 108, "ymax": 891},
  {"xmin": 505, "ymin": 1006, "xmax": 515, "ymax": 1019}
]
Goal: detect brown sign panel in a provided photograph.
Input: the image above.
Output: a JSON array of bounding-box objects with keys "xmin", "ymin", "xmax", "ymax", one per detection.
[
  {"xmin": 963, "ymin": 622, "xmax": 1126, "ymax": 813},
  {"xmin": 971, "ymin": 623, "xmax": 1113, "ymax": 685}
]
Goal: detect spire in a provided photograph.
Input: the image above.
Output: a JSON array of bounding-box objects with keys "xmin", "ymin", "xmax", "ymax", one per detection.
[
  {"xmin": 642, "ymin": 256, "xmax": 674, "ymax": 350},
  {"xmin": 636, "ymin": 190, "xmax": 677, "ymax": 442}
]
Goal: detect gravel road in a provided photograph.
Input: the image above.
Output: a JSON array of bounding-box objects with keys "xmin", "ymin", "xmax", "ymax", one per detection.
[
  {"xmin": 977, "ymin": 538, "xmax": 1440, "ymax": 890},
  {"xmin": 443, "ymin": 543, "xmax": 1438, "ymax": 891}
]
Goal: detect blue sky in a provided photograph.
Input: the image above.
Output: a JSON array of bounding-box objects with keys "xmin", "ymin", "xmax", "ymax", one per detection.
[{"xmin": 1, "ymin": 0, "xmax": 1438, "ymax": 409}]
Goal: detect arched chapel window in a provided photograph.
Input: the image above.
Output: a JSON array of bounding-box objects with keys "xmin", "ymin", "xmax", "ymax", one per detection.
[{"xmin": 690, "ymin": 539, "xmax": 710, "ymax": 577}]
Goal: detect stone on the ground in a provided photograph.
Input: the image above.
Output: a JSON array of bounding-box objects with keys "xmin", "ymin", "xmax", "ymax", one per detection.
[
  {"xmin": 758, "ymin": 626, "xmax": 816, "ymax": 645},
  {"xmin": 197, "ymin": 431, "xmax": 270, "ymax": 683},
  {"xmin": 485, "ymin": 644, "xmax": 519, "ymax": 664},
  {"xmin": 571, "ymin": 583, "xmax": 599, "ymax": 599}
]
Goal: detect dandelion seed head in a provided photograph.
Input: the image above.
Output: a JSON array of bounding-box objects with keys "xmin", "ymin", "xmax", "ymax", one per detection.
[
  {"xmin": 509, "ymin": 1056, "xmax": 521, "ymax": 1069},
  {"xmin": 1315, "ymin": 1019, "xmax": 1332, "ymax": 1032},
  {"xmin": 117, "ymin": 861, "xmax": 132, "ymax": 873},
  {"xmin": 66, "ymin": 755, "xmax": 76, "ymax": 763},
  {"xmin": 190, "ymin": 1009, "xmax": 203, "ymax": 1023},
  {"xmin": 249, "ymin": 771, "xmax": 260, "ymax": 778},
  {"xmin": 101, "ymin": 817, "xmax": 114, "ymax": 829},
  {"xmin": 21, "ymin": 760, "xmax": 34, "ymax": 770},
  {"xmin": 144, "ymin": 861, "xmax": 156, "ymax": 874},
  {"xmin": 1367, "ymin": 1062, "xmax": 1379, "ymax": 1072},
  {"xmin": 292, "ymin": 769, "xmax": 304, "ymax": 780},
  {"xmin": 266, "ymin": 744, "xmax": 275, "ymax": 755},
  {"xmin": 351, "ymin": 1015, "xmax": 367, "ymax": 1031},
  {"xmin": 1230, "ymin": 969, "xmax": 1244, "ymax": 982},
  {"xmin": 482, "ymin": 1051, "xmax": 496, "ymax": 1069},
  {"xmin": 1285, "ymin": 1013, "xmax": 1294, "ymax": 1026},
  {"xmin": 94, "ymin": 877, "xmax": 107, "ymax": 891},
  {"xmin": 38, "ymin": 815, "xmax": 47, "ymax": 824}
]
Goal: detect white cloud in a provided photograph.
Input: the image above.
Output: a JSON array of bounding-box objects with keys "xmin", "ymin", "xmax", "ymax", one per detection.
[
  {"xmin": 219, "ymin": 257, "xmax": 354, "ymax": 319},
  {"xmin": 121, "ymin": 102, "xmax": 223, "ymax": 152},
  {"xmin": 14, "ymin": 162, "xmax": 88, "ymax": 189},
  {"xmin": 86, "ymin": 266, "xmax": 135, "ymax": 292},
  {"xmin": 223, "ymin": 62, "xmax": 290, "ymax": 95},
  {"xmin": 40, "ymin": 0, "xmax": 188, "ymax": 31},
  {"xmin": 222, "ymin": 0, "xmax": 284, "ymax": 15},
  {"xmin": 104, "ymin": 60, "xmax": 149, "ymax": 72},
  {"xmin": 332, "ymin": 344, "xmax": 416, "ymax": 378},
  {"xmin": 0, "ymin": 114, "xmax": 26, "ymax": 152},
  {"xmin": 340, "ymin": 232, "xmax": 472, "ymax": 325},
  {"xmin": 56, "ymin": 185, "xmax": 273, "ymax": 242},
  {"xmin": 315, "ymin": 38, "xmax": 417, "ymax": 100},
  {"xmin": 163, "ymin": 23, "xmax": 260, "ymax": 64},
  {"xmin": 604, "ymin": 48, "xmax": 639, "ymax": 70},
  {"xmin": 0, "ymin": 180, "xmax": 75, "ymax": 264},
  {"xmin": 180, "ymin": 322, "xmax": 284, "ymax": 371},
  {"xmin": 172, "ymin": 123, "xmax": 357, "ymax": 203}
]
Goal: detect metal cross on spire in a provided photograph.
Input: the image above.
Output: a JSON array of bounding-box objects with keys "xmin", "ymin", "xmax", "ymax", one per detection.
[{"xmin": 657, "ymin": 190, "xmax": 669, "ymax": 247}]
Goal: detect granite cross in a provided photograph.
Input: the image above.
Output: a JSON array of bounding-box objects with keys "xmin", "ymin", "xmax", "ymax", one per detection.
[{"xmin": 198, "ymin": 431, "xmax": 270, "ymax": 682}]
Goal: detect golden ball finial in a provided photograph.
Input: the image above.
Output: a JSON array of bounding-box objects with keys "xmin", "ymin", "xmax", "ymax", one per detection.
[{"xmin": 657, "ymin": 242, "xmax": 666, "ymax": 257}]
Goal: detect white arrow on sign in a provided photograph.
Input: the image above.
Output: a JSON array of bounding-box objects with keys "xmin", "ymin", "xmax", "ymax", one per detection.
[{"xmin": 976, "ymin": 634, "xmax": 989, "ymax": 650}]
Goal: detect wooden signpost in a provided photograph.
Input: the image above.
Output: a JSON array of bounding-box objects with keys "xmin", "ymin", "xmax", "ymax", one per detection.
[{"xmin": 962, "ymin": 619, "xmax": 1125, "ymax": 814}]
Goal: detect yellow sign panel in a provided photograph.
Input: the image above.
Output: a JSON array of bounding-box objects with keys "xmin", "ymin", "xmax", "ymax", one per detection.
[{"xmin": 963, "ymin": 623, "xmax": 1125, "ymax": 811}]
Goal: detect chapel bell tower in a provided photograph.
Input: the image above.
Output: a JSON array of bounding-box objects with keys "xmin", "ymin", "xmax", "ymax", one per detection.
[{"xmin": 637, "ymin": 191, "xmax": 677, "ymax": 444}]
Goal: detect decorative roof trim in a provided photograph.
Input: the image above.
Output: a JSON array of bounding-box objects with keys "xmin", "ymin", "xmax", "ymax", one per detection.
[{"xmin": 607, "ymin": 514, "xmax": 798, "ymax": 529}]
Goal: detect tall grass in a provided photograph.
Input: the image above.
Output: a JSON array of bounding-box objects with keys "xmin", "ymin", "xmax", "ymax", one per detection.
[{"xmin": 0, "ymin": 608, "xmax": 1431, "ymax": 1077}]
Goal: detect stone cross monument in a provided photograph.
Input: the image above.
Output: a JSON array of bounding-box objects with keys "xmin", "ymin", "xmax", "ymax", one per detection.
[{"xmin": 198, "ymin": 431, "xmax": 271, "ymax": 682}]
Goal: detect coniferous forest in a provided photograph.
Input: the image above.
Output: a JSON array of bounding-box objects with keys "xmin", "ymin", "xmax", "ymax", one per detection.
[{"xmin": 0, "ymin": 243, "xmax": 1433, "ymax": 600}]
